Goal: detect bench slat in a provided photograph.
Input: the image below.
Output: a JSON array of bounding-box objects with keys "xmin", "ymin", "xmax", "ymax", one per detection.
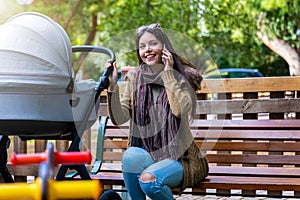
[
  {"xmin": 199, "ymin": 141, "xmax": 300, "ymax": 152},
  {"xmin": 193, "ymin": 130, "xmax": 300, "ymax": 140},
  {"xmin": 190, "ymin": 120, "xmax": 300, "ymax": 130},
  {"xmin": 104, "ymin": 140, "xmax": 300, "ymax": 152},
  {"xmin": 200, "ymin": 76, "xmax": 300, "ymax": 93},
  {"xmin": 105, "ymin": 120, "xmax": 300, "ymax": 130},
  {"xmin": 197, "ymin": 176, "xmax": 300, "ymax": 191},
  {"xmin": 104, "ymin": 140, "xmax": 128, "ymax": 149},
  {"xmin": 98, "ymin": 164, "xmax": 300, "ymax": 179},
  {"xmin": 207, "ymin": 154, "xmax": 300, "ymax": 165},
  {"xmin": 103, "ymin": 153, "xmax": 300, "ymax": 165},
  {"xmin": 105, "ymin": 129, "xmax": 300, "ymax": 140},
  {"xmin": 196, "ymin": 98, "xmax": 300, "ymax": 114},
  {"xmin": 100, "ymin": 98, "xmax": 300, "ymax": 116},
  {"xmin": 103, "ymin": 152, "xmax": 123, "ymax": 161},
  {"xmin": 209, "ymin": 166, "xmax": 300, "ymax": 178}
]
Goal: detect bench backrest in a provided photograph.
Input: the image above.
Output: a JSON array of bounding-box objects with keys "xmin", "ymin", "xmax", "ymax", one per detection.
[{"xmin": 98, "ymin": 76, "xmax": 300, "ymax": 167}]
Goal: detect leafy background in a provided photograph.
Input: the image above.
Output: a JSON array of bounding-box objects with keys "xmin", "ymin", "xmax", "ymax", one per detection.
[{"xmin": 1, "ymin": 0, "xmax": 299, "ymax": 80}]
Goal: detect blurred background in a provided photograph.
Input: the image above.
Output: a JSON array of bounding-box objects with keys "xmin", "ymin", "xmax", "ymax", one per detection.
[{"xmin": 1, "ymin": 0, "xmax": 299, "ymax": 80}]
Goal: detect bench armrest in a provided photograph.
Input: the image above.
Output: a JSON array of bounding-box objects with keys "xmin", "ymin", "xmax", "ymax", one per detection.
[{"xmin": 90, "ymin": 116, "xmax": 109, "ymax": 174}]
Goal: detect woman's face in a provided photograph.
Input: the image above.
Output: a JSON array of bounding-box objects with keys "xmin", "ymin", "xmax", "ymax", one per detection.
[{"xmin": 138, "ymin": 32, "xmax": 163, "ymax": 66}]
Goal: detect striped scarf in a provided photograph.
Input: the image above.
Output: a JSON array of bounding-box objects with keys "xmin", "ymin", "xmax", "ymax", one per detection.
[{"xmin": 133, "ymin": 64, "xmax": 181, "ymax": 161}]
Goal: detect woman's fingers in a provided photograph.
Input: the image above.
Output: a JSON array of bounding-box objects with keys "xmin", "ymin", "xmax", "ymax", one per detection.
[
  {"xmin": 105, "ymin": 59, "xmax": 113, "ymax": 69},
  {"xmin": 104, "ymin": 59, "xmax": 118, "ymax": 91},
  {"xmin": 162, "ymin": 49, "xmax": 173, "ymax": 68}
]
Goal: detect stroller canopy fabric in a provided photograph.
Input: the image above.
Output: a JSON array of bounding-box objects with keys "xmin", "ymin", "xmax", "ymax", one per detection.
[{"xmin": 0, "ymin": 12, "xmax": 73, "ymax": 91}]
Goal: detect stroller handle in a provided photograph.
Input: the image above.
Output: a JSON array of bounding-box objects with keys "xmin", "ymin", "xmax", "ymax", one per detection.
[
  {"xmin": 72, "ymin": 45, "xmax": 115, "ymax": 62},
  {"xmin": 72, "ymin": 45, "xmax": 115, "ymax": 102}
]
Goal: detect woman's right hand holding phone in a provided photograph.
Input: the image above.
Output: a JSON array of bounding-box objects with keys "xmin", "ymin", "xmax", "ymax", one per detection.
[{"xmin": 162, "ymin": 45, "xmax": 174, "ymax": 71}]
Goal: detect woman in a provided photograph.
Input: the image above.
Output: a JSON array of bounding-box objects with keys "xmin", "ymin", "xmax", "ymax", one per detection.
[{"xmin": 105, "ymin": 23, "xmax": 208, "ymax": 200}]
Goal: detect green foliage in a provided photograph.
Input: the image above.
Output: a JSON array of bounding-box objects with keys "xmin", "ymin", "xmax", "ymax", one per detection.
[
  {"xmin": 3, "ymin": 0, "xmax": 298, "ymax": 79},
  {"xmin": 199, "ymin": 0, "xmax": 297, "ymax": 75},
  {"xmin": 259, "ymin": 0, "xmax": 300, "ymax": 49},
  {"xmin": 94, "ymin": 0, "xmax": 209, "ymax": 76}
]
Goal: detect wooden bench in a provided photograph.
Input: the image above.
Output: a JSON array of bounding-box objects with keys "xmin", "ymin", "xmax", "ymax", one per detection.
[{"xmin": 85, "ymin": 76, "xmax": 300, "ymax": 198}]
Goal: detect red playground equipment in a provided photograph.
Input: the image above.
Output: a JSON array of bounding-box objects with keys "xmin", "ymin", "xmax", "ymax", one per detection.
[{"xmin": 0, "ymin": 142, "xmax": 102, "ymax": 200}]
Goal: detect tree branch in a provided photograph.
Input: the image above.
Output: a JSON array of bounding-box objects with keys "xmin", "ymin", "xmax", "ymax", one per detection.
[
  {"xmin": 256, "ymin": 31, "xmax": 300, "ymax": 75},
  {"xmin": 64, "ymin": 0, "xmax": 82, "ymax": 30},
  {"xmin": 256, "ymin": 12, "xmax": 300, "ymax": 76},
  {"xmin": 77, "ymin": 13, "xmax": 98, "ymax": 69}
]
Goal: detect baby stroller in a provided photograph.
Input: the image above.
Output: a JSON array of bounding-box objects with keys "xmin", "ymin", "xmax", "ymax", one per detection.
[{"xmin": 0, "ymin": 12, "xmax": 114, "ymax": 182}]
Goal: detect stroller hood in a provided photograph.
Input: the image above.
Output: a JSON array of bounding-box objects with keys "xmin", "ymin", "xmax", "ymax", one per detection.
[
  {"xmin": 0, "ymin": 12, "xmax": 73, "ymax": 91},
  {"xmin": 0, "ymin": 12, "xmax": 98, "ymax": 138}
]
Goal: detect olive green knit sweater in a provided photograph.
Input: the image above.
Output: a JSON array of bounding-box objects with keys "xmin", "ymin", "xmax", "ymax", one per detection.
[{"xmin": 107, "ymin": 68, "xmax": 208, "ymax": 194}]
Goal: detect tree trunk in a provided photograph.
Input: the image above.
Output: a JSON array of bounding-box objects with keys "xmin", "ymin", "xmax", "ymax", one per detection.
[
  {"xmin": 77, "ymin": 13, "xmax": 98, "ymax": 69},
  {"xmin": 256, "ymin": 31, "xmax": 300, "ymax": 76}
]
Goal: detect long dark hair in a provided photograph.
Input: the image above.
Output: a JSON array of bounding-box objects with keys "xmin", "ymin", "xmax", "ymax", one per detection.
[{"xmin": 135, "ymin": 25, "xmax": 203, "ymax": 116}]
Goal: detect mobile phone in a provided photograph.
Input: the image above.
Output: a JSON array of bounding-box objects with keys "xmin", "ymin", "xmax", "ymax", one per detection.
[{"xmin": 162, "ymin": 43, "xmax": 166, "ymax": 64}]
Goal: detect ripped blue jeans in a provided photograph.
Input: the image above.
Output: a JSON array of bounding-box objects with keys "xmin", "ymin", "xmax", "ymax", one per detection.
[{"xmin": 122, "ymin": 147, "xmax": 184, "ymax": 200}]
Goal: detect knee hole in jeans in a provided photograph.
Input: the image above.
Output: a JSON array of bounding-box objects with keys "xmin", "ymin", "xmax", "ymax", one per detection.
[{"xmin": 139, "ymin": 172, "xmax": 156, "ymax": 183}]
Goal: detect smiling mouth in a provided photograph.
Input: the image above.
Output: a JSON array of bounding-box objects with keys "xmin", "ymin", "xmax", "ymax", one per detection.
[{"xmin": 145, "ymin": 54, "xmax": 155, "ymax": 61}]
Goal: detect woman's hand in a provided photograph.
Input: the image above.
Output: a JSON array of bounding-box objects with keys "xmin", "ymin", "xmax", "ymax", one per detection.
[
  {"xmin": 162, "ymin": 48, "xmax": 174, "ymax": 70},
  {"xmin": 104, "ymin": 59, "xmax": 118, "ymax": 92}
]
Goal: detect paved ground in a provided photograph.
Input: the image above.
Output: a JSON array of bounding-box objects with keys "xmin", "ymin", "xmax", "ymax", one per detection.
[
  {"xmin": 173, "ymin": 190, "xmax": 297, "ymax": 200},
  {"xmin": 112, "ymin": 183, "xmax": 299, "ymax": 199},
  {"xmin": 174, "ymin": 195, "xmax": 296, "ymax": 200},
  {"xmin": 117, "ymin": 192, "xmax": 298, "ymax": 200},
  {"xmin": 116, "ymin": 189, "xmax": 298, "ymax": 200},
  {"xmin": 174, "ymin": 196, "xmax": 298, "ymax": 200}
]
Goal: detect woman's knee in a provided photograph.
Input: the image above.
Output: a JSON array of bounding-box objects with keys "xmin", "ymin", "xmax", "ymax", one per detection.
[
  {"xmin": 122, "ymin": 147, "xmax": 154, "ymax": 173},
  {"xmin": 139, "ymin": 172, "xmax": 156, "ymax": 182}
]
